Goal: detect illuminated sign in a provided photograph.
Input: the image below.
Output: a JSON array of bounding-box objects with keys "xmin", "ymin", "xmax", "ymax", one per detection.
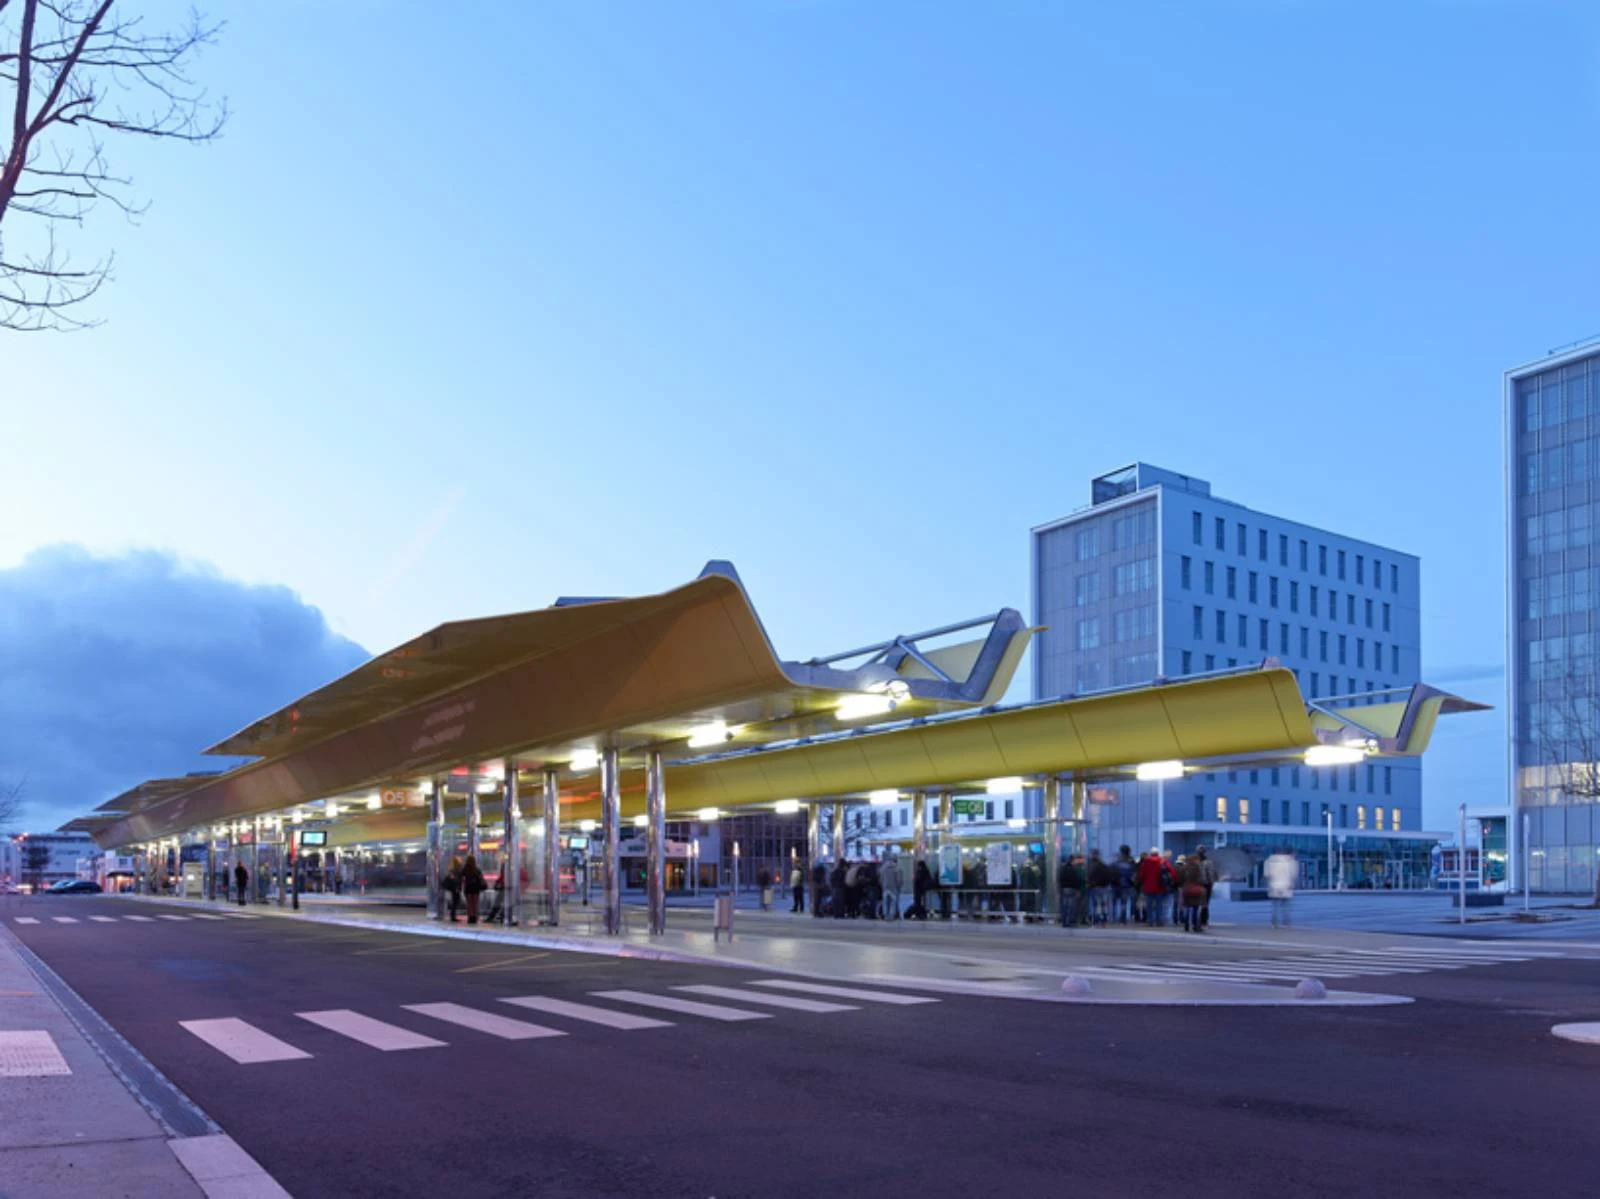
[{"xmin": 299, "ymin": 830, "xmax": 328, "ymax": 847}]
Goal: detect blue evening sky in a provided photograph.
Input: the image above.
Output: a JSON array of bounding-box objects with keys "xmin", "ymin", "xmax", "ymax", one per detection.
[{"xmin": 5, "ymin": 1, "xmax": 1598, "ymax": 828}]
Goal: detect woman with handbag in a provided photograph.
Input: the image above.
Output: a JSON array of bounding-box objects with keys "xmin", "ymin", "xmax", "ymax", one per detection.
[{"xmin": 1179, "ymin": 855, "xmax": 1207, "ymax": 933}]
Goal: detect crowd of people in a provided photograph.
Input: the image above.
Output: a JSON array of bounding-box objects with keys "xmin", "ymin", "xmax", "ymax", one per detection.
[{"xmin": 1057, "ymin": 844, "xmax": 1220, "ymax": 932}]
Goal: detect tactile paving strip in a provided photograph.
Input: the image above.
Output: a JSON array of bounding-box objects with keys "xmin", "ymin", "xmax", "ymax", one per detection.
[{"xmin": 0, "ymin": 1029, "xmax": 72, "ymax": 1076}]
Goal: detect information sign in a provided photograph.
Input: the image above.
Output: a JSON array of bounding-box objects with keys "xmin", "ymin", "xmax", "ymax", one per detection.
[
  {"xmin": 951, "ymin": 798, "xmax": 986, "ymax": 817},
  {"xmin": 937, "ymin": 843, "xmax": 962, "ymax": 886},
  {"xmin": 985, "ymin": 841, "xmax": 1014, "ymax": 886},
  {"xmin": 299, "ymin": 830, "xmax": 328, "ymax": 847}
]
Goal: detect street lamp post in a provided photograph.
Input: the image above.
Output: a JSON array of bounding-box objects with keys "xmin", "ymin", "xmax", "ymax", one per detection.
[{"xmin": 1325, "ymin": 810, "xmax": 1333, "ymax": 891}]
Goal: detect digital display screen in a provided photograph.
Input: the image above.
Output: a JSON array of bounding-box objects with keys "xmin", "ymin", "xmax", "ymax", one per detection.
[
  {"xmin": 299, "ymin": 830, "xmax": 328, "ymax": 846},
  {"xmin": 567, "ymin": 835, "xmax": 589, "ymax": 850}
]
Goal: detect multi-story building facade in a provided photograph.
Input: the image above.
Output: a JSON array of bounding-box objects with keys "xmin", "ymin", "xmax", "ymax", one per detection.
[
  {"xmin": 1507, "ymin": 341, "xmax": 1600, "ymax": 894},
  {"xmin": 1031, "ymin": 464, "xmax": 1437, "ymax": 888},
  {"xmin": 0, "ymin": 830, "xmax": 99, "ymax": 890}
]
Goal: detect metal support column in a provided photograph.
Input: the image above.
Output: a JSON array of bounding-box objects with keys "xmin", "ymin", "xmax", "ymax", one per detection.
[
  {"xmin": 204, "ymin": 832, "xmax": 216, "ymax": 902},
  {"xmin": 938, "ymin": 792, "xmax": 953, "ymax": 918},
  {"xmin": 426, "ymin": 781, "xmax": 445, "ymax": 920},
  {"xmin": 831, "ymin": 801, "xmax": 845, "ymax": 863},
  {"xmin": 645, "ymin": 751, "xmax": 666, "ymax": 935},
  {"xmin": 466, "ymin": 787, "xmax": 481, "ymax": 862},
  {"xmin": 1043, "ymin": 776, "xmax": 1062, "ymax": 920},
  {"xmin": 250, "ymin": 817, "xmax": 261, "ymax": 904},
  {"xmin": 912, "ymin": 790, "xmax": 927, "ymax": 869},
  {"xmin": 807, "ymin": 803, "xmax": 822, "ymax": 913},
  {"xmin": 502, "ymin": 761, "xmax": 520, "ymax": 926},
  {"xmin": 543, "ymin": 769, "xmax": 561, "ymax": 927},
  {"xmin": 601, "ymin": 748, "xmax": 622, "ymax": 935},
  {"xmin": 1071, "ymin": 778, "xmax": 1087, "ymax": 858}
]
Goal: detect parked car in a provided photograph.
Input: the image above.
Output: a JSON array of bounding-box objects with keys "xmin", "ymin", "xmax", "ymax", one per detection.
[{"xmin": 45, "ymin": 879, "xmax": 103, "ymax": 894}]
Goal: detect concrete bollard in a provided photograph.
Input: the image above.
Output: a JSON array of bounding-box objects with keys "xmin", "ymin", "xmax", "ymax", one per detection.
[
  {"xmin": 1294, "ymin": 978, "xmax": 1327, "ymax": 1000},
  {"xmin": 1061, "ymin": 975, "xmax": 1093, "ymax": 996}
]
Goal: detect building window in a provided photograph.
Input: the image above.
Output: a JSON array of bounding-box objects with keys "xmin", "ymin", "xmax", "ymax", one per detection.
[
  {"xmin": 1234, "ymin": 523, "xmax": 1245, "ymax": 555},
  {"xmin": 1390, "ymin": 645, "xmax": 1398, "ymax": 672},
  {"xmin": 1279, "ymin": 623, "xmax": 1289, "ymax": 654},
  {"xmin": 1215, "ymin": 517, "xmax": 1225, "ymax": 550},
  {"xmin": 1271, "ymin": 767, "xmax": 1281, "ymax": 785},
  {"xmin": 1216, "ymin": 796, "xmax": 1228, "ymax": 822},
  {"xmin": 1375, "ymin": 806, "xmax": 1386, "ymax": 831},
  {"xmin": 1373, "ymin": 557, "xmax": 1382, "ymax": 587},
  {"xmin": 1299, "ymin": 626, "xmax": 1309, "ymax": 657},
  {"xmin": 1337, "ymin": 549, "xmax": 1347, "ymax": 580},
  {"xmin": 1204, "ymin": 561, "xmax": 1215, "ymax": 594},
  {"xmin": 1192, "ymin": 511, "xmax": 1202, "ymax": 544},
  {"xmin": 1226, "ymin": 566, "xmax": 1237, "ymax": 599},
  {"xmin": 1075, "ymin": 662, "xmax": 1103, "ymax": 691},
  {"xmin": 1383, "ymin": 602, "xmax": 1391, "ymax": 632},
  {"xmin": 1356, "ymin": 638, "xmax": 1365, "ymax": 668},
  {"xmin": 1391, "ymin": 807, "xmax": 1400, "ymax": 829},
  {"xmin": 1181, "ymin": 556, "xmax": 1192, "ymax": 589},
  {"xmin": 1237, "ymin": 614, "xmax": 1248, "ymax": 647},
  {"xmin": 1311, "ymin": 769, "xmax": 1320, "ymax": 790},
  {"xmin": 1356, "ymin": 554, "xmax": 1365, "ymax": 585},
  {"xmin": 1318, "ymin": 545, "xmax": 1328, "ymax": 575},
  {"xmin": 1299, "ymin": 539, "xmax": 1308, "ymax": 570},
  {"xmin": 986, "ymin": 802, "xmax": 995, "ymax": 820},
  {"xmin": 1310, "ymin": 585, "xmax": 1319, "ymax": 616},
  {"xmin": 1111, "ymin": 509, "xmax": 1157, "ymax": 550},
  {"xmin": 1338, "ymin": 634, "xmax": 1347, "ymax": 665},
  {"xmin": 1390, "ymin": 564, "xmax": 1399, "ymax": 592},
  {"xmin": 1289, "ymin": 580, "xmax": 1299, "ymax": 612},
  {"xmin": 1269, "ymin": 576, "xmax": 1279, "ymax": 608},
  {"xmin": 1076, "ymin": 527, "xmax": 1099, "ymax": 560},
  {"xmin": 1238, "ymin": 798, "xmax": 1250, "ymax": 824},
  {"xmin": 1375, "ymin": 640, "xmax": 1384, "ymax": 672},
  {"xmin": 900, "ymin": 809, "xmax": 908, "ymax": 826},
  {"xmin": 1327, "ymin": 588, "xmax": 1336, "ymax": 620},
  {"xmin": 1258, "ymin": 528, "xmax": 1268, "ymax": 561},
  {"xmin": 1340, "ymin": 803, "xmax": 1348, "ymax": 826},
  {"xmin": 1365, "ymin": 598, "xmax": 1374, "ymax": 627},
  {"xmin": 1113, "ymin": 605, "xmax": 1155, "ymax": 643},
  {"xmin": 1074, "ymin": 573, "xmax": 1101, "ymax": 607},
  {"xmin": 1192, "ymin": 605, "xmax": 1203, "ymax": 637},
  {"xmin": 1004, "ymin": 800, "xmax": 1014, "ymax": 819},
  {"xmin": 1310, "ymin": 670, "xmax": 1320, "ymax": 695},
  {"xmin": 1194, "ymin": 794, "xmax": 1205, "ymax": 820},
  {"xmin": 1384, "ymin": 767, "xmax": 1392, "ymax": 796},
  {"xmin": 1181, "ymin": 650, "xmax": 1192, "ymax": 674},
  {"xmin": 1357, "ymin": 805, "xmax": 1366, "ymax": 830},
  {"xmin": 1248, "ymin": 571, "xmax": 1258, "ymax": 604},
  {"xmin": 1366, "ymin": 764, "xmax": 1375, "ymax": 792},
  {"xmin": 1204, "ymin": 654, "xmax": 1215, "ymax": 670},
  {"xmin": 1348, "ymin": 764, "xmax": 1358, "ymax": 791},
  {"xmin": 1319, "ymin": 631, "xmax": 1329, "ymax": 661},
  {"xmin": 1301, "ymin": 801, "xmax": 1310, "ymax": 824},
  {"xmin": 1214, "ymin": 609, "xmax": 1226, "ymax": 642},
  {"xmin": 1077, "ymin": 618, "xmax": 1100, "ymax": 649},
  {"xmin": 1346, "ymin": 594, "xmax": 1355, "ymax": 624},
  {"xmin": 1258, "ymin": 618, "xmax": 1269, "ymax": 651},
  {"xmin": 1278, "ymin": 533, "xmax": 1288, "ymax": 565},
  {"xmin": 1114, "ymin": 559, "xmax": 1155, "ymax": 596}
]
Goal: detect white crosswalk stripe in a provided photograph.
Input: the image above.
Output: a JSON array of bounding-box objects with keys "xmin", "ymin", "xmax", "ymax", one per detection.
[
  {"xmin": 500, "ymin": 995, "xmax": 672, "ymax": 1030},
  {"xmin": 403, "ymin": 1003, "xmax": 565, "ymax": 1041},
  {"xmin": 751, "ymin": 980, "xmax": 941, "ymax": 1005},
  {"xmin": 1068, "ymin": 944, "xmax": 1559, "ymax": 985},
  {"xmin": 14, "ymin": 916, "xmax": 39, "ymax": 925},
  {"xmin": 190, "ymin": 914, "xmax": 227, "ymax": 921},
  {"xmin": 673, "ymin": 985, "xmax": 859, "ymax": 1013},
  {"xmin": 156, "ymin": 915, "xmax": 190, "ymax": 922},
  {"xmin": 123, "ymin": 915, "xmax": 155, "ymax": 922},
  {"xmin": 180, "ymin": 1018, "xmax": 311, "ymax": 1064},
  {"xmin": 591, "ymin": 990, "xmax": 770, "ymax": 1022},
  {"xmin": 89, "ymin": 916, "xmax": 118, "ymax": 923},
  {"xmin": 297, "ymin": 1009, "xmax": 446, "ymax": 1051},
  {"xmin": 50, "ymin": 916, "xmax": 79, "ymax": 924}
]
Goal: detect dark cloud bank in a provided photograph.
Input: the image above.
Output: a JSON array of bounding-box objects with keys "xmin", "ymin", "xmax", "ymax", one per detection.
[{"xmin": 0, "ymin": 546, "xmax": 369, "ymax": 832}]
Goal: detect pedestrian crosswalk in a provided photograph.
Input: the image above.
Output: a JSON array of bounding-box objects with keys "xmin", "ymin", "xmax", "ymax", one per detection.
[
  {"xmin": 6, "ymin": 909, "xmax": 262, "ymax": 927},
  {"xmin": 1067, "ymin": 943, "xmax": 1561, "ymax": 986},
  {"xmin": 177, "ymin": 981, "xmax": 939, "ymax": 1065}
]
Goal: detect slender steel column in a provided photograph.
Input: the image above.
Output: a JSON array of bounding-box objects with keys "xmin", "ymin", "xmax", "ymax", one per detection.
[
  {"xmin": 1071, "ymin": 778, "xmax": 1087, "ymax": 858},
  {"xmin": 831, "ymin": 801, "xmax": 845, "ymax": 862},
  {"xmin": 204, "ymin": 832, "xmax": 216, "ymax": 902},
  {"xmin": 646, "ymin": 751, "xmax": 667, "ymax": 936},
  {"xmin": 543, "ymin": 769, "xmax": 561, "ymax": 927},
  {"xmin": 426, "ymin": 780, "xmax": 445, "ymax": 920},
  {"xmin": 502, "ymin": 762, "xmax": 520, "ymax": 926},
  {"xmin": 465, "ymin": 787, "xmax": 481, "ymax": 862},
  {"xmin": 912, "ymin": 791, "xmax": 927, "ymax": 869},
  {"xmin": 1044, "ymin": 776, "xmax": 1062, "ymax": 920},
  {"xmin": 807, "ymin": 804, "xmax": 822, "ymax": 911},
  {"xmin": 250, "ymin": 817, "xmax": 261, "ymax": 904},
  {"xmin": 600, "ymin": 749, "xmax": 622, "ymax": 935}
]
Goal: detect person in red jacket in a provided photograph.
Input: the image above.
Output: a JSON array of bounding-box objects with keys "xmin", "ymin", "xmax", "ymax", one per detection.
[{"xmin": 1136, "ymin": 848, "xmax": 1167, "ymax": 927}]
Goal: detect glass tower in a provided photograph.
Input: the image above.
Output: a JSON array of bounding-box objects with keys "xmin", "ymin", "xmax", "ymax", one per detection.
[{"xmin": 1507, "ymin": 342, "xmax": 1600, "ymax": 893}]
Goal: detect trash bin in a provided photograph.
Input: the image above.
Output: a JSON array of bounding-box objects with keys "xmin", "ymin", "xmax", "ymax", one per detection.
[{"xmin": 713, "ymin": 891, "xmax": 735, "ymax": 942}]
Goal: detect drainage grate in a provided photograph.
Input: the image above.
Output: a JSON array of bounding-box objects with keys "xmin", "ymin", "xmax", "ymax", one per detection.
[{"xmin": 0, "ymin": 1029, "xmax": 72, "ymax": 1077}]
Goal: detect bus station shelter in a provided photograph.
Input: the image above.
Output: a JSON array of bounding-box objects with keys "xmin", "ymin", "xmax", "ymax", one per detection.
[{"xmin": 79, "ymin": 561, "xmax": 1486, "ymax": 934}]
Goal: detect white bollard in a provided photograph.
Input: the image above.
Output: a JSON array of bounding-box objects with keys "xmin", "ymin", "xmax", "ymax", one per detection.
[
  {"xmin": 1061, "ymin": 975, "xmax": 1093, "ymax": 996},
  {"xmin": 1294, "ymin": 978, "xmax": 1327, "ymax": 1000}
]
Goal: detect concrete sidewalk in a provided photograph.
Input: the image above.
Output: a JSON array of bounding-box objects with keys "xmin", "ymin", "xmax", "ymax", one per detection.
[{"xmin": 0, "ymin": 924, "xmax": 289, "ymax": 1198}]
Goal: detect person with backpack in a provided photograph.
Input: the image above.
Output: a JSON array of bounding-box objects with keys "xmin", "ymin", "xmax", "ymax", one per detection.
[
  {"xmin": 1087, "ymin": 849, "xmax": 1114, "ymax": 926},
  {"xmin": 910, "ymin": 858, "xmax": 934, "ymax": 920},
  {"xmin": 1113, "ymin": 845, "xmax": 1137, "ymax": 925},
  {"xmin": 461, "ymin": 854, "xmax": 487, "ymax": 924},
  {"xmin": 233, "ymin": 861, "xmax": 249, "ymax": 906},
  {"xmin": 1058, "ymin": 854, "xmax": 1086, "ymax": 927},
  {"xmin": 442, "ymin": 856, "xmax": 463, "ymax": 922},
  {"xmin": 1137, "ymin": 846, "xmax": 1168, "ymax": 926}
]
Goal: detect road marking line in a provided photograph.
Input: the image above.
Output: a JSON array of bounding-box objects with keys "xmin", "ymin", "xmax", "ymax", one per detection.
[
  {"xmin": 189, "ymin": 914, "xmax": 226, "ymax": 921},
  {"xmin": 157, "ymin": 915, "xmax": 190, "ymax": 922},
  {"xmin": 296, "ymin": 1009, "xmax": 447, "ymax": 1051},
  {"xmin": 50, "ymin": 916, "xmax": 79, "ymax": 924},
  {"xmin": 674, "ymin": 985, "xmax": 858, "ymax": 1013},
  {"xmin": 89, "ymin": 916, "xmax": 118, "ymax": 923},
  {"xmin": 0, "ymin": 1030, "xmax": 71, "ymax": 1076},
  {"xmin": 454, "ymin": 953, "xmax": 551, "ymax": 974},
  {"xmin": 500, "ymin": 995, "xmax": 672, "ymax": 1030},
  {"xmin": 180, "ymin": 1018, "xmax": 311, "ymax": 1064},
  {"xmin": 14, "ymin": 917, "xmax": 39, "ymax": 924},
  {"xmin": 123, "ymin": 915, "xmax": 156, "ymax": 922},
  {"xmin": 751, "ymin": 980, "xmax": 941, "ymax": 1005},
  {"xmin": 590, "ymin": 990, "xmax": 770, "ymax": 1022},
  {"xmin": 403, "ymin": 1002, "xmax": 566, "ymax": 1040}
]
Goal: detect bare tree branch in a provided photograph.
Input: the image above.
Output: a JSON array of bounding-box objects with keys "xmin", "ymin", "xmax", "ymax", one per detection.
[
  {"xmin": 0, "ymin": 776, "xmax": 24, "ymax": 831},
  {"xmin": 0, "ymin": 0, "xmax": 224, "ymax": 330}
]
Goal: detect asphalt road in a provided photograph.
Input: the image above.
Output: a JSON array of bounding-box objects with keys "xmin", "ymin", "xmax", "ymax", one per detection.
[{"xmin": 6, "ymin": 894, "xmax": 1600, "ymax": 1199}]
